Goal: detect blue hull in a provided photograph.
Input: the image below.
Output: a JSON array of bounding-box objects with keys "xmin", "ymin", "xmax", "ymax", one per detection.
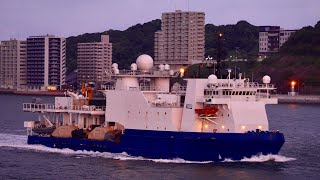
[{"xmin": 28, "ymin": 129, "xmax": 285, "ymax": 161}]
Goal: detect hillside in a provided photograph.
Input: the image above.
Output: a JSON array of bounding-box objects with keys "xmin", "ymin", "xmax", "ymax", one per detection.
[
  {"xmin": 253, "ymin": 21, "xmax": 320, "ymax": 94},
  {"xmin": 66, "ymin": 19, "xmax": 161, "ymax": 73},
  {"xmin": 66, "ymin": 20, "xmax": 258, "ymax": 73}
]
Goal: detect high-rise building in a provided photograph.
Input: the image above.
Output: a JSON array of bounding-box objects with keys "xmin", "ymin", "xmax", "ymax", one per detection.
[
  {"xmin": 77, "ymin": 35, "xmax": 112, "ymax": 87},
  {"xmin": 259, "ymin": 26, "xmax": 296, "ymax": 56},
  {"xmin": 154, "ymin": 10, "xmax": 205, "ymax": 69},
  {"xmin": 26, "ymin": 35, "xmax": 66, "ymax": 88},
  {"xmin": 0, "ymin": 39, "xmax": 26, "ymax": 89}
]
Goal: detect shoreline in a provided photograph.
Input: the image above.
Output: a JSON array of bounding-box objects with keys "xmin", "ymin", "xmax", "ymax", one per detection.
[
  {"xmin": 0, "ymin": 89, "xmax": 65, "ymax": 96},
  {"xmin": 276, "ymin": 95, "xmax": 320, "ymax": 104}
]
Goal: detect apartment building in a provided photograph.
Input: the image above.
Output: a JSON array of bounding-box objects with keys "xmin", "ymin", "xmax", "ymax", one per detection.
[
  {"xmin": 279, "ymin": 30, "xmax": 296, "ymax": 47},
  {"xmin": 0, "ymin": 39, "xmax": 26, "ymax": 89},
  {"xmin": 26, "ymin": 35, "xmax": 66, "ymax": 89},
  {"xmin": 154, "ymin": 10, "xmax": 205, "ymax": 69},
  {"xmin": 259, "ymin": 26, "xmax": 296, "ymax": 56},
  {"xmin": 77, "ymin": 35, "xmax": 112, "ymax": 87}
]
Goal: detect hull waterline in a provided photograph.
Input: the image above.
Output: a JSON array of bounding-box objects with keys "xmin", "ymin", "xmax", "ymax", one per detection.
[{"xmin": 28, "ymin": 129, "xmax": 285, "ymax": 161}]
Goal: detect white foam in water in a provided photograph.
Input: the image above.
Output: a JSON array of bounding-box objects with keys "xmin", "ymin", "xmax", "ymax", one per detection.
[
  {"xmin": 222, "ymin": 154, "xmax": 296, "ymax": 163},
  {"xmin": 240, "ymin": 154, "xmax": 296, "ymax": 162},
  {"xmin": 0, "ymin": 133, "xmax": 295, "ymax": 164}
]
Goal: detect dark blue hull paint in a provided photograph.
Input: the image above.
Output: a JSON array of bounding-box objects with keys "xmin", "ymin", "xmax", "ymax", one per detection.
[{"xmin": 28, "ymin": 129, "xmax": 285, "ymax": 161}]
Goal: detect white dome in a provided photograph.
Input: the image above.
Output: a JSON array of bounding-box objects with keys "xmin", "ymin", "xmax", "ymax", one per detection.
[
  {"xmin": 136, "ymin": 54, "xmax": 153, "ymax": 71},
  {"xmin": 262, "ymin": 75, "xmax": 271, "ymax": 84},
  {"xmin": 164, "ymin": 64, "xmax": 170, "ymax": 71},
  {"xmin": 131, "ymin": 63, "xmax": 137, "ymax": 71},
  {"xmin": 112, "ymin": 63, "xmax": 118, "ymax": 69},
  {"xmin": 208, "ymin": 74, "xmax": 218, "ymax": 84},
  {"xmin": 159, "ymin": 64, "xmax": 165, "ymax": 71}
]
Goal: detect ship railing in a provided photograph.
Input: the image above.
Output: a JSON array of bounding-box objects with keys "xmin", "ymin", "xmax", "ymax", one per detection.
[
  {"xmin": 72, "ymin": 105, "xmax": 106, "ymax": 111},
  {"xmin": 101, "ymin": 85, "xmax": 168, "ymax": 92},
  {"xmin": 113, "ymin": 70, "xmax": 177, "ymax": 77},
  {"xmin": 151, "ymin": 102, "xmax": 183, "ymax": 108},
  {"xmin": 23, "ymin": 103, "xmax": 56, "ymax": 111},
  {"xmin": 205, "ymin": 82, "xmax": 275, "ymax": 89},
  {"xmin": 23, "ymin": 103, "xmax": 106, "ymax": 112}
]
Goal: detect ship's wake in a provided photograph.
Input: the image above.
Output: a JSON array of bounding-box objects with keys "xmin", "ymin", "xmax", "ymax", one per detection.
[{"xmin": 0, "ymin": 133, "xmax": 295, "ymax": 164}]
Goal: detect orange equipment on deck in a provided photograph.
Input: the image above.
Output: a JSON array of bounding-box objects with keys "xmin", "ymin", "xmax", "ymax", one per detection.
[
  {"xmin": 81, "ymin": 83, "xmax": 93, "ymax": 100},
  {"xmin": 195, "ymin": 106, "xmax": 219, "ymax": 115}
]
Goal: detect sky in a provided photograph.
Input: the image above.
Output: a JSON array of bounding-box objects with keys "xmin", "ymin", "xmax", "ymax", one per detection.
[{"xmin": 0, "ymin": 0, "xmax": 319, "ymax": 40}]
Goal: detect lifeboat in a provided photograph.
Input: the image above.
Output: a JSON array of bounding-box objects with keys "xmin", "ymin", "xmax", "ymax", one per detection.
[{"xmin": 195, "ymin": 106, "xmax": 218, "ymax": 115}]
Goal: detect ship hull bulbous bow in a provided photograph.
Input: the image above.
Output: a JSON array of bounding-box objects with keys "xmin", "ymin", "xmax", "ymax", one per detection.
[{"xmin": 28, "ymin": 129, "xmax": 285, "ymax": 162}]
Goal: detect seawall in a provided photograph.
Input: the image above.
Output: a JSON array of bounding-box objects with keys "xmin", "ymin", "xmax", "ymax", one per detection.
[{"xmin": 276, "ymin": 95, "xmax": 320, "ymax": 104}]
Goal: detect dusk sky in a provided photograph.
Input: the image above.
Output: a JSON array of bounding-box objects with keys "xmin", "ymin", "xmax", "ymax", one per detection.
[{"xmin": 0, "ymin": 0, "xmax": 319, "ymax": 40}]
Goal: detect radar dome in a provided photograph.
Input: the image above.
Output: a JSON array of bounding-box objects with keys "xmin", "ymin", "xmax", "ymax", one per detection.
[
  {"xmin": 159, "ymin": 64, "xmax": 165, "ymax": 71},
  {"xmin": 131, "ymin": 63, "xmax": 137, "ymax": 71},
  {"xmin": 112, "ymin": 63, "xmax": 118, "ymax": 69},
  {"xmin": 262, "ymin": 75, "xmax": 271, "ymax": 84},
  {"xmin": 136, "ymin": 54, "xmax": 153, "ymax": 71},
  {"xmin": 208, "ymin": 74, "xmax": 218, "ymax": 84},
  {"xmin": 164, "ymin": 64, "xmax": 170, "ymax": 71}
]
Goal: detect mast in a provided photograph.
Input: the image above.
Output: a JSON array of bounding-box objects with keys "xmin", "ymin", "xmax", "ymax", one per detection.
[{"xmin": 217, "ymin": 32, "xmax": 222, "ymax": 78}]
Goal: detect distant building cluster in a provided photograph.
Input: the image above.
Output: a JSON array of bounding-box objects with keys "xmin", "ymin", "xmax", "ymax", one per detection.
[
  {"xmin": 154, "ymin": 10, "xmax": 205, "ymax": 69},
  {"xmin": 0, "ymin": 35, "xmax": 66, "ymax": 90},
  {"xmin": 0, "ymin": 34, "xmax": 112, "ymax": 90},
  {"xmin": 0, "ymin": 10, "xmax": 300, "ymax": 90},
  {"xmin": 259, "ymin": 26, "xmax": 296, "ymax": 56}
]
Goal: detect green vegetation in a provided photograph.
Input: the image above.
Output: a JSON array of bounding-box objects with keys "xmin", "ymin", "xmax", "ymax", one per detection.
[
  {"xmin": 66, "ymin": 20, "xmax": 161, "ymax": 73},
  {"xmin": 66, "ymin": 20, "xmax": 259, "ymax": 73},
  {"xmin": 66, "ymin": 19, "xmax": 320, "ymax": 94},
  {"xmin": 205, "ymin": 21, "xmax": 258, "ymax": 60},
  {"xmin": 253, "ymin": 21, "xmax": 320, "ymax": 93}
]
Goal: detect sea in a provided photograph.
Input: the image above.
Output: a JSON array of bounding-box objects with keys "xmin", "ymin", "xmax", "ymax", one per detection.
[{"xmin": 0, "ymin": 94, "xmax": 319, "ymax": 179}]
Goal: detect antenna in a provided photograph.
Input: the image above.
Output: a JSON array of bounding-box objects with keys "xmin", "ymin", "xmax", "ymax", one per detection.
[{"xmin": 217, "ymin": 32, "xmax": 222, "ymax": 78}]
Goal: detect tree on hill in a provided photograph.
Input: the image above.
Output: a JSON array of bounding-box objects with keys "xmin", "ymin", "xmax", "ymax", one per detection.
[
  {"xmin": 65, "ymin": 19, "xmax": 259, "ymax": 74},
  {"xmin": 280, "ymin": 23, "xmax": 320, "ymax": 56},
  {"xmin": 254, "ymin": 22, "xmax": 320, "ymax": 94},
  {"xmin": 66, "ymin": 19, "xmax": 161, "ymax": 73},
  {"xmin": 205, "ymin": 20, "xmax": 258, "ymax": 60}
]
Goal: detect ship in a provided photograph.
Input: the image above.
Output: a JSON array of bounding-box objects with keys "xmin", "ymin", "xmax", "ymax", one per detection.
[{"xmin": 23, "ymin": 54, "xmax": 285, "ymax": 162}]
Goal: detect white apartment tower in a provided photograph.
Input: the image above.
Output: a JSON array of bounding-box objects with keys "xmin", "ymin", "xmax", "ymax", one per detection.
[
  {"xmin": 0, "ymin": 39, "xmax": 27, "ymax": 89},
  {"xmin": 77, "ymin": 35, "xmax": 112, "ymax": 87},
  {"xmin": 154, "ymin": 10, "xmax": 205, "ymax": 69},
  {"xmin": 259, "ymin": 26, "xmax": 296, "ymax": 56},
  {"xmin": 26, "ymin": 35, "xmax": 66, "ymax": 89}
]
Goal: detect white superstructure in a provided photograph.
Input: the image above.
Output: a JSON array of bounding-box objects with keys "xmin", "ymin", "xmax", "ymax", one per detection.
[
  {"xmin": 24, "ymin": 54, "xmax": 277, "ymax": 134},
  {"xmin": 101, "ymin": 55, "xmax": 277, "ymax": 133}
]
